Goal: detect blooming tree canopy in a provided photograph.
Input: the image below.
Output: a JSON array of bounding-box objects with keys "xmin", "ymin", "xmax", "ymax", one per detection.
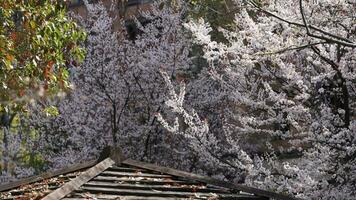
[
  {"xmin": 31, "ymin": 0, "xmax": 192, "ymax": 168},
  {"xmin": 2, "ymin": 1, "xmax": 355, "ymax": 199},
  {"xmin": 160, "ymin": 0, "xmax": 355, "ymax": 198}
]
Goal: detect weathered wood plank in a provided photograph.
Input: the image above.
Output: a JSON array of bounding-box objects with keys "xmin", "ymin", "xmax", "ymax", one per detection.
[
  {"xmin": 100, "ymin": 170, "xmax": 173, "ymax": 178},
  {"xmin": 123, "ymin": 159, "xmax": 302, "ymax": 200},
  {"xmin": 0, "ymin": 160, "xmax": 97, "ymax": 192},
  {"xmin": 42, "ymin": 158, "xmax": 115, "ymax": 200},
  {"xmin": 84, "ymin": 181, "xmax": 230, "ymax": 193},
  {"xmin": 77, "ymin": 186, "xmax": 262, "ymax": 199},
  {"xmin": 63, "ymin": 195, "xmax": 186, "ymax": 200},
  {"xmin": 4, "ymin": 185, "xmax": 60, "ymax": 196},
  {"xmin": 0, "ymin": 190, "xmax": 52, "ymax": 200},
  {"xmin": 67, "ymin": 193, "xmax": 264, "ymax": 200},
  {"xmin": 108, "ymin": 166, "xmax": 151, "ymax": 173},
  {"xmin": 92, "ymin": 175, "xmax": 198, "ymax": 185}
]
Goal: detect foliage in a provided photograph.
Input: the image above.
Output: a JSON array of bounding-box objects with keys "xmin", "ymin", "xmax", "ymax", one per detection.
[
  {"xmin": 0, "ymin": 0, "xmax": 85, "ymax": 181},
  {"xmin": 0, "ymin": 0, "xmax": 86, "ymax": 111}
]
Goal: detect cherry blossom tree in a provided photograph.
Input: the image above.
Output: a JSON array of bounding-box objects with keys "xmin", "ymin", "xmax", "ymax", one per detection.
[
  {"xmin": 30, "ymin": 0, "xmax": 192, "ymax": 168},
  {"xmin": 3, "ymin": 0, "xmax": 355, "ymax": 198},
  {"xmin": 159, "ymin": 0, "xmax": 355, "ymax": 198}
]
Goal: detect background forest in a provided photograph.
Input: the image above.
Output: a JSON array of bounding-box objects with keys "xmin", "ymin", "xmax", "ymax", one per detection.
[{"xmin": 0, "ymin": 0, "xmax": 355, "ymax": 199}]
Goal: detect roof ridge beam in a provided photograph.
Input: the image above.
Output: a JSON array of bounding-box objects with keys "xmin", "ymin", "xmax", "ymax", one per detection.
[{"xmin": 42, "ymin": 158, "xmax": 115, "ymax": 200}]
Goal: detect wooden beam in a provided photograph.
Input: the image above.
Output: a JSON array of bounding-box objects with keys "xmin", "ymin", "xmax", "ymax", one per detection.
[
  {"xmin": 83, "ymin": 181, "xmax": 231, "ymax": 193},
  {"xmin": 107, "ymin": 166, "xmax": 150, "ymax": 172},
  {"xmin": 75, "ymin": 186, "xmax": 262, "ymax": 199},
  {"xmin": 63, "ymin": 195, "xmax": 198, "ymax": 200},
  {"xmin": 92, "ymin": 176, "xmax": 196, "ymax": 184},
  {"xmin": 98, "ymin": 146, "xmax": 125, "ymax": 164},
  {"xmin": 0, "ymin": 159, "xmax": 97, "ymax": 192},
  {"xmin": 100, "ymin": 170, "xmax": 173, "ymax": 178},
  {"xmin": 123, "ymin": 159, "xmax": 304, "ymax": 200},
  {"xmin": 42, "ymin": 158, "xmax": 115, "ymax": 200}
]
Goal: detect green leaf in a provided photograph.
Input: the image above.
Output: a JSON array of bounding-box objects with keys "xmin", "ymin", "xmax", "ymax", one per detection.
[{"xmin": 43, "ymin": 105, "xmax": 59, "ymax": 116}]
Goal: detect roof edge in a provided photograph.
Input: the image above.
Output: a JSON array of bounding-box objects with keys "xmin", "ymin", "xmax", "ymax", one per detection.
[
  {"xmin": 0, "ymin": 159, "xmax": 97, "ymax": 192},
  {"xmin": 0, "ymin": 156, "xmax": 303, "ymax": 200},
  {"xmin": 123, "ymin": 159, "xmax": 303, "ymax": 200}
]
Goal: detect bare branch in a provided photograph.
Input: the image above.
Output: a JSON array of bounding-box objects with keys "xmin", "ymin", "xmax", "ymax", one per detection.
[
  {"xmin": 299, "ymin": 0, "xmax": 355, "ymax": 47},
  {"xmin": 311, "ymin": 46, "xmax": 350, "ymax": 127},
  {"xmin": 247, "ymin": 0, "xmax": 356, "ymax": 48},
  {"xmin": 299, "ymin": 0, "xmax": 311, "ymax": 34},
  {"xmin": 253, "ymin": 42, "xmax": 329, "ymax": 55}
]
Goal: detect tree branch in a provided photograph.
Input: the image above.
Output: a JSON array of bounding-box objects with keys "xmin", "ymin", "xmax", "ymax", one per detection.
[
  {"xmin": 310, "ymin": 46, "xmax": 350, "ymax": 127},
  {"xmin": 254, "ymin": 42, "xmax": 329, "ymax": 55},
  {"xmin": 247, "ymin": 0, "xmax": 356, "ymax": 47}
]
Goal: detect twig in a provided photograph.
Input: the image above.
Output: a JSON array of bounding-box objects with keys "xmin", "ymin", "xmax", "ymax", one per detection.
[
  {"xmin": 247, "ymin": 0, "xmax": 356, "ymax": 47},
  {"xmin": 299, "ymin": 0, "xmax": 355, "ymax": 47},
  {"xmin": 253, "ymin": 41, "xmax": 328, "ymax": 55},
  {"xmin": 299, "ymin": 0, "xmax": 311, "ymax": 34}
]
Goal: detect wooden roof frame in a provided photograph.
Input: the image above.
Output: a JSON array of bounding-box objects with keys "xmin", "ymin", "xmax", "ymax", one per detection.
[
  {"xmin": 0, "ymin": 159, "xmax": 97, "ymax": 192},
  {"xmin": 42, "ymin": 158, "xmax": 115, "ymax": 200},
  {"xmin": 0, "ymin": 154, "xmax": 303, "ymax": 200},
  {"xmin": 123, "ymin": 159, "xmax": 303, "ymax": 200}
]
